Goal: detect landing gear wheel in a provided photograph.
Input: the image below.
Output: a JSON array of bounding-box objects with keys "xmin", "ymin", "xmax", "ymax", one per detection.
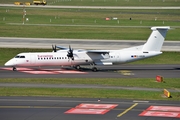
[
  {"xmin": 13, "ymin": 67, "xmax": 17, "ymax": 71},
  {"xmin": 92, "ymin": 67, "xmax": 98, "ymax": 72},
  {"xmin": 75, "ymin": 65, "xmax": 81, "ymax": 70}
]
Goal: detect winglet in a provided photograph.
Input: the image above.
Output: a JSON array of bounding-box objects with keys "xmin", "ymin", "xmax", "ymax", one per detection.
[{"xmin": 142, "ymin": 26, "xmax": 170, "ymax": 52}]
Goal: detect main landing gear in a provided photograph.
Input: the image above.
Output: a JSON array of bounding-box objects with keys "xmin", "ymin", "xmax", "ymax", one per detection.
[
  {"xmin": 92, "ymin": 67, "xmax": 98, "ymax": 72},
  {"xmin": 90, "ymin": 63, "xmax": 98, "ymax": 72},
  {"xmin": 74, "ymin": 65, "xmax": 98, "ymax": 72},
  {"xmin": 74, "ymin": 65, "xmax": 81, "ymax": 70}
]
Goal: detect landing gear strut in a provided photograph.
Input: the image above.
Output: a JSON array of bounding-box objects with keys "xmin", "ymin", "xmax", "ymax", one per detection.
[
  {"xmin": 90, "ymin": 63, "xmax": 98, "ymax": 72},
  {"xmin": 13, "ymin": 67, "xmax": 17, "ymax": 71}
]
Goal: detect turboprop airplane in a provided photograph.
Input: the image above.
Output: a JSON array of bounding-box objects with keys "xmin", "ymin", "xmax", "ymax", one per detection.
[{"xmin": 5, "ymin": 26, "xmax": 170, "ymax": 72}]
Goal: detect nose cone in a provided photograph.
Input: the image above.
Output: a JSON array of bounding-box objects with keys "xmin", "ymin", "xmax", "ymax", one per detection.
[{"xmin": 4, "ymin": 59, "xmax": 14, "ymax": 66}]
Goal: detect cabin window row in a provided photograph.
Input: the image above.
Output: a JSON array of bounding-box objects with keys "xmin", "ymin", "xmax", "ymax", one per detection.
[{"xmin": 38, "ymin": 57, "xmax": 67, "ymax": 60}]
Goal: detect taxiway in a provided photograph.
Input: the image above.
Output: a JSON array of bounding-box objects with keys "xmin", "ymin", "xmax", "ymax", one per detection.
[{"xmin": 0, "ymin": 97, "xmax": 180, "ymax": 120}]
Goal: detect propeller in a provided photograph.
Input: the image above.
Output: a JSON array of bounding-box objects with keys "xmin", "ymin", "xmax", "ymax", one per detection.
[
  {"xmin": 67, "ymin": 45, "xmax": 74, "ymax": 61},
  {"xmin": 52, "ymin": 45, "xmax": 57, "ymax": 52}
]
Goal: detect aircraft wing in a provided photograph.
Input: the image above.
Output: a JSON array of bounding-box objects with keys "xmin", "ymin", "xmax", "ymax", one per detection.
[
  {"xmin": 85, "ymin": 50, "xmax": 110, "ymax": 60},
  {"xmin": 85, "ymin": 50, "xmax": 112, "ymax": 65},
  {"xmin": 56, "ymin": 46, "xmax": 86, "ymax": 52},
  {"xmin": 56, "ymin": 46, "xmax": 110, "ymax": 54},
  {"xmin": 56, "ymin": 46, "xmax": 69, "ymax": 50},
  {"xmin": 86, "ymin": 50, "xmax": 110, "ymax": 54}
]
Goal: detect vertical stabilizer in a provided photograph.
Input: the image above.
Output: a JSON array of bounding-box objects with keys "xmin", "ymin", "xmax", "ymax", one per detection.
[{"xmin": 142, "ymin": 26, "xmax": 170, "ymax": 52}]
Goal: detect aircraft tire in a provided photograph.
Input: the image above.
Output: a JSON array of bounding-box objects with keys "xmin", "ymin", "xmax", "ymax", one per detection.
[
  {"xmin": 75, "ymin": 65, "xmax": 81, "ymax": 70},
  {"xmin": 92, "ymin": 67, "xmax": 98, "ymax": 72}
]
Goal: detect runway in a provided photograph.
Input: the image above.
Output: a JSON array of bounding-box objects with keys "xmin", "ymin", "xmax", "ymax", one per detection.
[
  {"xmin": 0, "ymin": 37, "xmax": 180, "ymax": 51},
  {"xmin": 0, "ymin": 64, "xmax": 180, "ymax": 78},
  {"xmin": 0, "ymin": 96, "xmax": 180, "ymax": 120}
]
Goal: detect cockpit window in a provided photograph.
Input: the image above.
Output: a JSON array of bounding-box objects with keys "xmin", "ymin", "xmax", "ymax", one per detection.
[
  {"xmin": 15, "ymin": 56, "xmax": 20, "ymax": 58},
  {"xmin": 15, "ymin": 56, "xmax": 25, "ymax": 58},
  {"xmin": 20, "ymin": 56, "xmax": 25, "ymax": 58}
]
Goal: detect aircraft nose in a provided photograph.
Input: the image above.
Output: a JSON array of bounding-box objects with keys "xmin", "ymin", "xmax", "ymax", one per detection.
[{"xmin": 4, "ymin": 60, "xmax": 14, "ymax": 66}]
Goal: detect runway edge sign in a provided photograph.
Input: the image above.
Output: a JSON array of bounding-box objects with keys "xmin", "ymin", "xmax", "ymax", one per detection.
[
  {"xmin": 164, "ymin": 89, "xmax": 171, "ymax": 98},
  {"xmin": 156, "ymin": 75, "xmax": 163, "ymax": 82}
]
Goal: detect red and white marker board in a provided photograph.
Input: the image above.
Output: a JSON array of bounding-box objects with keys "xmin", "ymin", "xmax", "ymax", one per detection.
[
  {"xmin": 65, "ymin": 108, "xmax": 109, "ymax": 114},
  {"xmin": 65, "ymin": 103, "xmax": 118, "ymax": 115},
  {"xmin": 76, "ymin": 103, "xmax": 118, "ymax": 109},
  {"xmin": 139, "ymin": 111, "xmax": 180, "ymax": 118},
  {"xmin": 139, "ymin": 105, "xmax": 180, "ymax": 118},
  {"xmin": 147, "ymin": 106, "xmax": 180, "ymax": 112},
  {"xmin": 21, "ymin": 70, "xmax": 59, "ymax": 74}
]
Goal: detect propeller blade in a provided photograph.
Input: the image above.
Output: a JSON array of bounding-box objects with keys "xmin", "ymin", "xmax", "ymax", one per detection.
[
  {"xmin": 52, "ymin": 45, "xmax": 57, "ymax": 52},
  {"xmin": 55, "ymin": 45, "xmax": 57, "ymax": 52},
  {"xmin": 67, "ymin": 45, "xmax": 74, "ymax": 60}
]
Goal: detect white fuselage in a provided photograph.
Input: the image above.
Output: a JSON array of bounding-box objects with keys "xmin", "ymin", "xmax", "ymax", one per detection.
[{"xmin": 4, "ymin": 50, "xmax": 161, "ymax": 67}]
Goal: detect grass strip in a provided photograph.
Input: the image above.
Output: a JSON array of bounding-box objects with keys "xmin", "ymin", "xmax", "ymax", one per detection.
[
  {"xmin": 0, "ymin": 78, "xmax": 179, "ymax": 89},
  {"xmin": 0, "ymin": 87, "xmax": 179, "ymax": 101},
  {"xmin": 0, "ymin": 7, "xmax": 180, "ymax": 40}
]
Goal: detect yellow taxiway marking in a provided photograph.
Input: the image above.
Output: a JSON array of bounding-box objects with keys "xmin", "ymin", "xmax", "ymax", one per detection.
[
  {"xmin": 117, "ymin": 103, "xmax": 138, "ymax": 117},
  {"xmin": 117, "ymin": 70, "xmax": 134, "ymax": 76}
]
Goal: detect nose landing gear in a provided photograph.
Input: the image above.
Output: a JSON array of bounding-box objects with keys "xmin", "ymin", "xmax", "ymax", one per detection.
[{"xmin": 13, "ymin": 67, "xmax": 17, "ymax": 71}]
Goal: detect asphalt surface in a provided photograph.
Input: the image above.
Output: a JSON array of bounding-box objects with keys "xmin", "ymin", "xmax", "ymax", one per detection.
[
  {"xmin": 0, "ymin": 97, "xmax": 180, "ymax": 120},
  {"xmin": 0, "ymin": 66, "xmax": 180, "ymax": 120},
  {"xmin": 0, "ymin": 37, "xmax": 180, "ymax": 51},
  {"xmin": 0, "ymin": 64, "xmax": 180, "ymax": 93},
  {"xmin": 0, "ymin": 64, "xmax": 180, "ymax": 78}
]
